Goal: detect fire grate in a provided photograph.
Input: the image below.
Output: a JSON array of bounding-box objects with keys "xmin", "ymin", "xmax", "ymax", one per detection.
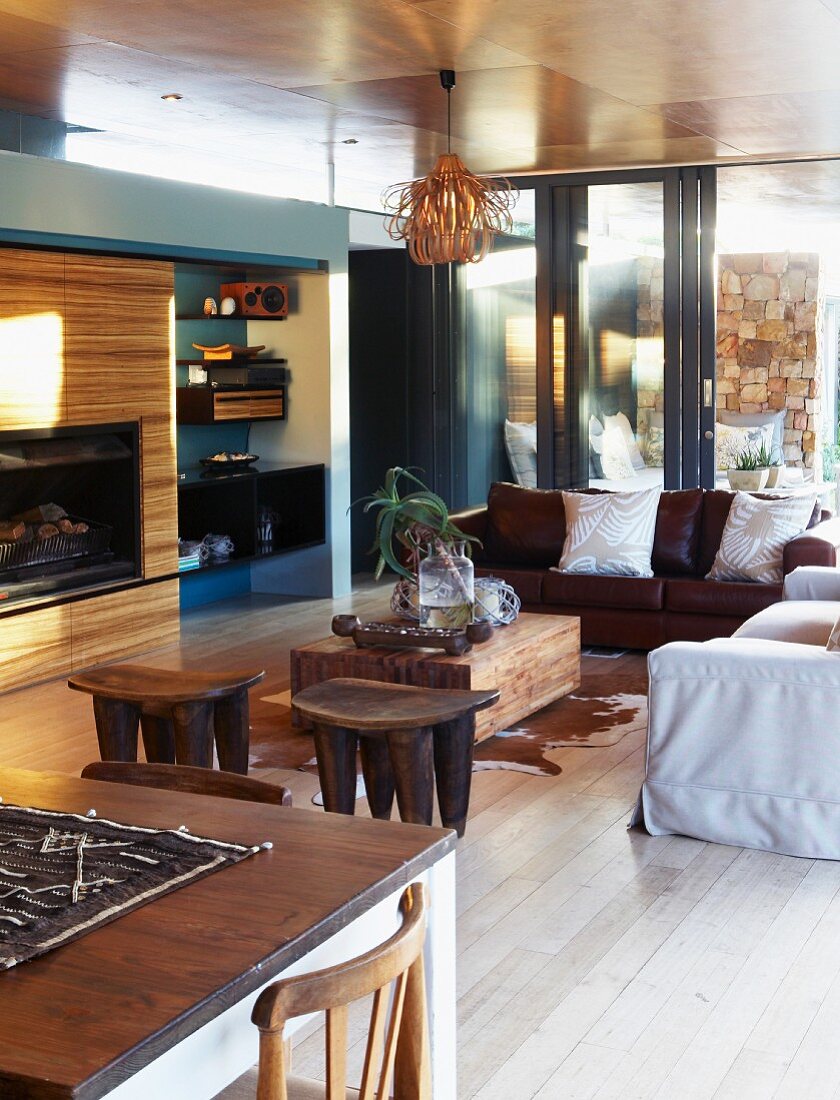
[{"xmin": 0, "ymin": 516, "xmax": 113, "ymax": 572}]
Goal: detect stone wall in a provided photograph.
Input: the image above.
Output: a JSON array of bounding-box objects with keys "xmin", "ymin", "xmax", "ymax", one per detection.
[{"xmin": 716, "ymin": 252, "xmax": 824, "ymax": 471}]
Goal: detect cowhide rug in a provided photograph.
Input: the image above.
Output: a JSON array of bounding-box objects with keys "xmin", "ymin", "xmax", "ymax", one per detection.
[{"xmin": 249, "ymin": 653, "xmax": 649, "ymax": 780}]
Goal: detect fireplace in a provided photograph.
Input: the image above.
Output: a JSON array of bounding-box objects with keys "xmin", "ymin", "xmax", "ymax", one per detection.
[{"xmin": 0, "ymin": 423, "xmax": 141, "ymax": 606}]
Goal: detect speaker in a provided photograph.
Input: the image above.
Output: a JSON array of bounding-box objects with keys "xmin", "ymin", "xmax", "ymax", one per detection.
[{"xmin": 220, "ymin": 282, "xmax": 288, "ymax": 318}]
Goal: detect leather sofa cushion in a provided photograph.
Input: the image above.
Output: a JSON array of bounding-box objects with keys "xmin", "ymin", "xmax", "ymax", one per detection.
[
  {"xmin": 543, "ymin": 571, "xmax": 665, "ymax": 611},
  {"xmin": 483, "ymin": 482, "xmax": 566, "ymax": 566},
  {"xmin": 697, "ymin": 491, "xmax": 737, "ymax": 576},
  {"xmin": 651, "ymin": 489, "xmax": 703, "ymax": 575},
  {"xmin": 665, "ymin": 577, "xmax": 782, "ymax": 618},
  {"xmin": 475, "ymin": 565, "xmax": 545, "ymax": 604}
]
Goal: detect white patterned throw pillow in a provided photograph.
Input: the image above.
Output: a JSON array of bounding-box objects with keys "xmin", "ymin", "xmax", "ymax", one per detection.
[
  {"xmin": 600, "ymin": 423, "xmax": 636, "ymax": 480},
  {"xmin": 715, "ymin": 422, "xmax": 774, "ymax": 471},
  {"xmin": 603, "ymin": 411, "xmax": 646, "ymax": 472},
  {"xmin": 707, "ymin": 492, "xmax": 818, "ymax": 584},
  {"xmin": 504, "ymin": 419, "xmax": 537, "ymax": 488},
  {"xmin": 555, "ymin": 488, "xmax": 661, "ymax": 577}
]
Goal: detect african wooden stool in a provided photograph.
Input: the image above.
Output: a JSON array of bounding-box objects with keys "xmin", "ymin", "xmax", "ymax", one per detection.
[
  {"xmin": 292, "ymin": 677, "xmax": 499, "ymax": 837},
  {"xmin": 68, "ymin": 665, "xmax": 265, "ymax": 775}
]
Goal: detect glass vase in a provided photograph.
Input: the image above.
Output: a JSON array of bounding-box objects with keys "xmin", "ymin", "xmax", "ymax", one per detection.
[{"xmin": 418, "ymin": 540, "xmax": 474, "ymax": 629}]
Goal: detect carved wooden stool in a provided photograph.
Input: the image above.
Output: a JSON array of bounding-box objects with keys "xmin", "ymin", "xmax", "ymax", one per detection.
[
  {"xmin": 292, "ymin": 677, "xmax": 499, "ymax": 837},
  {"xmin": 68, "ymin": 665, "xmax": 265, "ymax": 775}
]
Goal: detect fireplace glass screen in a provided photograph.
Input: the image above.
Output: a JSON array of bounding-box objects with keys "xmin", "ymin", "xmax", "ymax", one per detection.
[{"xmin": 0, "ymin": 423, "xmax": 141, "ymax": 606}]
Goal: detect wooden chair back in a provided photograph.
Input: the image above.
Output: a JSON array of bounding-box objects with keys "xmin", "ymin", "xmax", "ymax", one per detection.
[
  {"xmin": 252, "ymin": 883, "xmax": 430, "ymax": 1100},
  {"xmin": 80, "ymin": 762, "xmax": 292, "ymax": 806}
]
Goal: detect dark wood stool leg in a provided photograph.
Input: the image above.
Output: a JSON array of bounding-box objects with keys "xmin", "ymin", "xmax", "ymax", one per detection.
[
  {"xmin": 433, "ymin": 714, "xmax": 476, "ymax": 838},
  {"xmin": 213, "ymin": 688, "xmax": 250, "ymax": 775},
  {"xmin": 358, "ymin": 734, "xmax": 396, "ymax": 821},
  {"xmin": 313, "ymin": 724, "xmax": 358, "ymax": 815},
  {"xmin": 92, "ymin": 696, "xmax": 140, "ymax": 761},
  {"xmin": 386, "ymin": 726, "xmax": 434, "ymax": 827},
  {"xmin": 171, "ymin": 700, "xmax": 215, "ymax": 768},
  {"xmin": 139, "ymin": 713, "xmax": 176, "ymax": 764}
]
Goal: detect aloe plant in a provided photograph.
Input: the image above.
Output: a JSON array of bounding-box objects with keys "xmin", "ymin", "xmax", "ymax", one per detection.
[
  {"xmin": 733, "ymin": 447, "xmax": 762, "ymax": 471},
  {"xmin": 752, "ymin": 441, "xmax": 773, "ymax": 468},
  {"xmin": 352, "ymin": 466, "xmax": 478, "ymax": 580}
]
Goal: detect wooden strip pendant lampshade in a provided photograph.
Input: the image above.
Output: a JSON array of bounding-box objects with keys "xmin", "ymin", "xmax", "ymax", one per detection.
[{"xmin": 384, "ymin": 70, "xmax": 517, "ymax": 265}]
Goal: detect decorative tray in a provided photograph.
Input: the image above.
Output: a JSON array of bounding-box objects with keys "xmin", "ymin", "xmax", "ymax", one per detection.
[
  {"xmin": 199, "ymin": 452, "xmax": 259, "ymax": 470},
  {"xmin": 331, "ymin": 616, "xmax": 493, "ymax": 656}
]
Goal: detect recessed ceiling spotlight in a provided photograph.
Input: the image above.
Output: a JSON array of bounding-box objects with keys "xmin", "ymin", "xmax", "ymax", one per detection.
[
  {"xmin": 161, "ymin": 93, "xmax": 183, "ymax": 102},
  {"xmin": 342, "ymin": 138, "xmax": 359, "ymax": 145}
]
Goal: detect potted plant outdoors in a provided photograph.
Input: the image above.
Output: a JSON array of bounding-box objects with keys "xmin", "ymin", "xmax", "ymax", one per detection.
[
  {"xmin": 762, "ymin": 440, "xmax": 785, "ymax": 488},
  {"xmin": 727, "ymin": 445, "xmax": 770, "ymax": 491},
  {"xmin": 352, "ymin": 467, "xmax": 479, "ymax": 625}
]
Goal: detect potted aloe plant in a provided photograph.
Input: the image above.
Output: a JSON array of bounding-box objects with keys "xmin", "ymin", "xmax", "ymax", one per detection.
[
  {"xmin": 727, "ymin": 446, "xmax": 770, "ymax": 491},
  {"xmin": 352, "ymin": 467, "xmax": 478, "ymax": 625},
  {"xmin": 763, "ymin": 441, "xmax": 785, "ymax": 488}
]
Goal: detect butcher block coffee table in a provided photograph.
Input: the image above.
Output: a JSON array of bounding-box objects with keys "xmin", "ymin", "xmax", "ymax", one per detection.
[{"xmin": 291, "ymin": 612, "xmax": 580, "ymax": 743}]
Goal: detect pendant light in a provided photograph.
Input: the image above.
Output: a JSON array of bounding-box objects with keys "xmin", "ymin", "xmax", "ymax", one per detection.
[{"xmin": 383, "ymin": 70, "xmax": 517, "ymax": 265}]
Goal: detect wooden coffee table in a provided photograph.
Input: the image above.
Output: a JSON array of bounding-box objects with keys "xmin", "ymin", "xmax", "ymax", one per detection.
[{"xmin": 290, "ymin": 612, "xmax": 580, "ymax": 743}]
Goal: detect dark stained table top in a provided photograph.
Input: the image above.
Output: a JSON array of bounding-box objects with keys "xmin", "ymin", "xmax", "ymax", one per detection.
[{"xmin": 0, "ymin": 767, "xmax": 455, "ymax": 1100}]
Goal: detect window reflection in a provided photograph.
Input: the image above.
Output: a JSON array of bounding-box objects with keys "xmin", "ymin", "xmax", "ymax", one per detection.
[{"xmin": 463, "ymin": 191, "xmax": 536, "ymax": 503}]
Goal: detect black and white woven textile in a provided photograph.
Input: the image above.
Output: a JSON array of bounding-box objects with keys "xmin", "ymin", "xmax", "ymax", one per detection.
[{"xmin": 0, "ymin": 803, "xmax": 260, "ymax": 968}]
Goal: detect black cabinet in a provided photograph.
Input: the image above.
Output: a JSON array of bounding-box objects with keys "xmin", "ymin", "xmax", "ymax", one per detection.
[{"xmin": 177, "ymin": 463, "xmax": 325, "ymax": 573}]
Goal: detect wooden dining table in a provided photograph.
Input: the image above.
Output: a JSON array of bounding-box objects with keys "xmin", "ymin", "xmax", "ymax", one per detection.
[{"xmin": 0, "ymin": 767, "xmax": 457, "ymax": 1100}]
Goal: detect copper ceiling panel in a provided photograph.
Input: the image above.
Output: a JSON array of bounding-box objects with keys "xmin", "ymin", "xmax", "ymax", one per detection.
[
  {"xmin": 411, "ymin": 0, "xmax": 840, "ymax": 106},
  {"xmin": 0, "ymin": 0, "xmax": 531, "ymax": 87},
  {"xmin": 293, "ymin": 65, "xmax": 704, "ymax": 151},
  {"xmin": 652, "ymin": 92, "xmax": 840, "ymax": 158},
  {"xmin": 0, "ymin": 10, "xmax": 96, "ymax": 55}
]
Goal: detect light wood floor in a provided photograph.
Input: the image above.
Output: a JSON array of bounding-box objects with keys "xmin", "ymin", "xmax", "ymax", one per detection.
[{"xmin": 5, "ymin": 585, "xmax": 840, "ymax": 1099}]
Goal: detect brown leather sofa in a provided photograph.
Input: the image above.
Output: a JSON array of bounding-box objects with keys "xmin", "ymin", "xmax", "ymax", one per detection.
[{"xmin": 450, "ymin": 482, "xmax": 840, "ymax": 649}]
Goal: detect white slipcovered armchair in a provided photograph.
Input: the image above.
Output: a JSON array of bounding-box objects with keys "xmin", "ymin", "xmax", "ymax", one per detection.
[{"xmin": 632, "ymin": 566, "xmax": 840, "ymax": 858}]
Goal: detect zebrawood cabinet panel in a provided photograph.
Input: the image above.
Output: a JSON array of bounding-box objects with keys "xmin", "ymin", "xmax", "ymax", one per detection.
[
  {"xmin": 70, "ymin": 580, "xmax": 180, "ymax": 672},
  {"xmin": 0, "ymin": 249, "xmax": 67, "ymax": 427},
  {"xmin": 0, "ymin": 247, "xmax": 179, "ymax": 692},
  {"xmin": 140, "ymin": 414, "xmax": 178, "ymax": 579},
  {"xmin": 0, "ymin": 603, "xmax": 73, "ymax": 693},
  {"xmin": 65, "ymin": 254, "xmax": 174, "ymax": 421}
]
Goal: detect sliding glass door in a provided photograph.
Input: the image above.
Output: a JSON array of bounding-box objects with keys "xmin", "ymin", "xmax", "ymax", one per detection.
[{"xmin": 551, "ymin": 178, "xmax": 672, "ymax": 490}]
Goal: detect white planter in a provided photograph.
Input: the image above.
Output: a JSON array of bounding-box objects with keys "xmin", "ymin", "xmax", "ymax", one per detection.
[
  {"xmin": 727, "ymin": 467, "xmax": 770, "ymax": 491},
  {"xmin": 765, "ymin": 465, "xmax": 784, "ymax": 488}
]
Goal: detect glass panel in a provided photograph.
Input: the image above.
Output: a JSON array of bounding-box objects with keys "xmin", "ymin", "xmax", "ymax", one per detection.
[
  {"xmin": 461, "ymin": 190, "xmax": 536, "ymax": 504},
  {"xmin": 555, "ymin": 181, "xmax": 666, "ymax": 490},
  {"xmin": 715, "ymin": 162, "xmax": 840, "ymax": 490}
]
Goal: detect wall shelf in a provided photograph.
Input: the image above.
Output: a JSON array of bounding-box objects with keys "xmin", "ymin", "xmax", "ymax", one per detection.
[
  {"xmin": 177, "ymin": 462, "xmax": 325, "ymax": 576},
  {"xmin": 176, "ymin": 358, "xmax": 287, "ymax": 366},
  {"xmin": 176, "ymin": 386, "xmax": 286, "ymax": 424},
  {"xmin": 175, "ymin": 314, "xmax": 287, "ymax": 321}
]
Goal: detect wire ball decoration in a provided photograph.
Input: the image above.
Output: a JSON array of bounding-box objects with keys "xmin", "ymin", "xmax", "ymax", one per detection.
[
  {"xmin": 383, "ymin": 154, "xmax": 518, "ymax": 266},
  {"xmin": 474, "ymin": 577, "xmax": 521, "ymax": 625},
  {"xmin": 390, "ymin": 577, "xmax": 421, "ymax": 621}
]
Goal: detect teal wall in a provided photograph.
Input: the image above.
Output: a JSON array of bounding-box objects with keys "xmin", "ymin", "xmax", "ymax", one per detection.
[{"xmin": 0, "ymin": 150, "xmax": 352, "ymax": 603}]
